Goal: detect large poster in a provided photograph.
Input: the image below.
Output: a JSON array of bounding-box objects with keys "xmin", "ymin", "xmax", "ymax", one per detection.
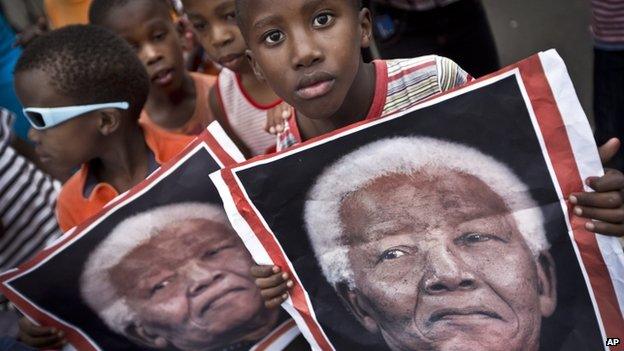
[
  {"xmin": 211, "ymin": 51, "xmax": 624, "ymax": 351},
  {"xmin": 0, "ymin": 123, "xmax": 300, "ymax": 351}
]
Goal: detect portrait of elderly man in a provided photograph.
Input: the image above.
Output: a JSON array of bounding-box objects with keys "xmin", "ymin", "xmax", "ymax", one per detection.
[
  {"xmin": 304, "ymin": 136, "xmax": 558, "ymax": 351},
  {"xmin": 80, "ymin": 202, "xmax": 281, "ymax": 351}
]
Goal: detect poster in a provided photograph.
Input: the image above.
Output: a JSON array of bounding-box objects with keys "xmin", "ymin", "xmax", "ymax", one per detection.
[
  {"xmin": 0, "ymin": 123, "xmax": 300, "ymax": 351},
  {"xmin": 211, "ymin": 50, "xmax": 624, "ymax": 351}
]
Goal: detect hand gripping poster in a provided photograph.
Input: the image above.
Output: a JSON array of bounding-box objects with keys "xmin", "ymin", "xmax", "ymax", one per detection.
[
  {"xmin": 211, "ymin": 50, "xmax": 624, "ymax": 351},
  {"xmin": 0, "ymin": 122, "xmax": 301, "ymax": 351}
]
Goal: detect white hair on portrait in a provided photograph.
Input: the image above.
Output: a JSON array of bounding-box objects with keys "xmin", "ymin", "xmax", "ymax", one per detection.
[
  {"xmin": 80, "ymin": 202, "xmax": 229, "ymax": 336},
  {"xmin": 304, "ymin": 136, "xmax": 550, "ymax": 289}
]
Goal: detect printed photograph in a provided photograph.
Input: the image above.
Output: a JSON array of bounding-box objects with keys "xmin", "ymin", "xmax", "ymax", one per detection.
[{"xmin": 214, "ymin": 53, "xmax": 624, "ymax": 350}]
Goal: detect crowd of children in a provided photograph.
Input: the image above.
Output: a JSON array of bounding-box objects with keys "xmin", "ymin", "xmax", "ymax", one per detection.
[{"xmin": 3, "ymin": 0, "xmax": 624, "ymax": 350}]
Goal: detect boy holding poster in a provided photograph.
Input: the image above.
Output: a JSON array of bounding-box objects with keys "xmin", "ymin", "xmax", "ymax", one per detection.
[
  {"xmin": 232, "ymin": 0, "xmax": 624, "ymax": 307},
  {"xmin": 13, "ymin": 25, "xmax": 193, "ymax": 348}
]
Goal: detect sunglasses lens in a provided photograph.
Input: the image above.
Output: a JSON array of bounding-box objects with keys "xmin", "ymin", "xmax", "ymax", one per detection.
[{"xmin": 25, "ymin": 111, "xmax": 45, "ymax": 128}]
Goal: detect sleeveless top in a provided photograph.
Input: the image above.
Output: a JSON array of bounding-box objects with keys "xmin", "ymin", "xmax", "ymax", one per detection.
[{"xmin": 216, "ymin": 68, "xmax": 281, "ymax": 156}]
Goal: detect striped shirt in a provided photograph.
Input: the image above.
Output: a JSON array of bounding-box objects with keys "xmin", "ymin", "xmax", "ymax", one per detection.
[
  {"xmin": 277, "ymin": 56, "xmax": 472, "ymax": 151},
  {"xmin": 216, "ymin": 68, "xmax": 281, "ymax": 156},
  {"xmin": 592, "ymin": 0, "xmax": 624, "ymax": 45},
  {"xmin": 0, "ymin": 108, "xmax": 62, "ymax": 272},
  {"xmin": 373, "ymin": 0, "xmax": 461, "ymax": 11}
]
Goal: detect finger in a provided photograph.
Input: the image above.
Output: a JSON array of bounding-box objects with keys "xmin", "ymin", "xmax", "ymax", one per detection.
[
  {"xmin": 260, "ymin": 280, "xmax": 293, "ymax": 300},
  {"xmin": 570, "ymin": 191, "xmax": 622, "ymax": 209},
  {"xmin": 573, "ymin": 206, "xmax": 624, "ymax": 223},
  {"xmin": 18, "ymin": 318, "xmax": 56, "ymax": 337},
  {"xmin": 255, "ymin": 272, "xmax": 289, "ymax": 289},
  {"xmin": 585, "ymin": 220, "xmax": 624, "ymax": 237},
  {"xmin": 275, "ymin": 123, "xmax": 284, "ymax": 133},
  {"xmin": 265, "ymin": 294, "xmax": 288, "ymax": 309},
  {"xmin": 269, "ymin": 126, "xmax": 276, "ymax": 135},
  {"xmin": 250, "ymin": 265, "xmax": 280, "ymax": 278},
  {"xmin": 281, "ymin": 108, "xmax": 291, "ymax": 120},
  {"xmin": 19, "ymin": 332, "xmax": 63, "ymax": 348},
  {"xmin": 586, "ymin": 169, "xmax": 624, "ymax": 192},
  {"xmin": 598, "ymin": 138, "xmax": 620, "ymax": 164}
]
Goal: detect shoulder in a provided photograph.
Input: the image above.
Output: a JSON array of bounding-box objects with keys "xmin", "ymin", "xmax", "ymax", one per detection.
[
  {"xmin": 189, "ymin": 71, "xmax": 217, "ymax": 90},
  {"xmin": 140, "ymin": 121, "xmax": 195, "ymax": 164},
  {"xmin": 386, "ymin": 55, "xmax": 471, "ymax": 92},
  {"xmin": 56, "ymin": 170, "xmax": 86, "ymax": 232}
]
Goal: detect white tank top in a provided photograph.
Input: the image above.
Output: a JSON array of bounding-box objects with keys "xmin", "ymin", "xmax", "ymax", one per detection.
[{"xmin": 216, "ymin": 68, "xmax": 280, "ymax": 156}]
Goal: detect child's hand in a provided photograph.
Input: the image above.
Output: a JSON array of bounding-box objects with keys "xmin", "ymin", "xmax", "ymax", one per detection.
[
  {"xmin": 18, "ymin": 317, "xmax": 66, "ymax": 349},
  {"xmin": 265, "ymin": 103, "xmax": 292, "ymax": 135},
  {"xmin": 251, "ymin": 264, "xmax": 294, "ymax": 308},
  {"xmin": 569, "ymin": 138, "xmax": 624, "ymax": 236}
]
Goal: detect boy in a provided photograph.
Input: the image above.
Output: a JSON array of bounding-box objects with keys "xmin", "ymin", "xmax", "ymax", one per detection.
[
  {"xmin": 234, "ymin": 0, "xmax": 624, "ymax": 307},
  {"xmin": 13, "ymin": 24, "xmax": 195, "ymax": 348},
  {"xmin": 89, "ymin": 0, "xmax": 217, "ymax": 139},
  {"xmin": 180, "ymin": 0, "xmax": 287, "ymax": 156}
]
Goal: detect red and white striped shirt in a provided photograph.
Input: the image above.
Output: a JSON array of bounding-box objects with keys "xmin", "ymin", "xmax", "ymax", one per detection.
[
  {"xmin": 591, "ymin": 0, "xmax": 624, "ymax": 45},
  {"xmin": 277, "ymin": 55, "xmax": 472, "ymax": 151},
  {"xmin": 216, "ymin": 68, "xmax": 281, "ymax": 156},
  {"xmin": 372, "ymin": 0, "xmax": 460, "ymax": 11}
]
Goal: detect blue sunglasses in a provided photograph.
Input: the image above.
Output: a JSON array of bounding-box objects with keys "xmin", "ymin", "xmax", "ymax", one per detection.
[{"xmin": 23, "ymin": 102, "xmax": 130, "ymax": 130}]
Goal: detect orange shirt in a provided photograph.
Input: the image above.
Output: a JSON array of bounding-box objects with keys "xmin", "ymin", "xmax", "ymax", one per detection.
[
  {"xmin": 139, "ymin": 72, "xmax": 217, "ymax": 136},
  {"xmin": 55, "ymin": 124, "xmax": 196, "ymax": 232},
  {"xmin": 44, "ymin": 0, "xmax": 91, "ymax": 29}
]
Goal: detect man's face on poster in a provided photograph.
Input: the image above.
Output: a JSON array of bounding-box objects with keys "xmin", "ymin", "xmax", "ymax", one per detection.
[
  {"xmin": 338, "ymin": 171, "xmax": 557, "ymax": 351},
  {"xmin": 108, "ymin": 218, "xmax": 268, "ymax": 351}
]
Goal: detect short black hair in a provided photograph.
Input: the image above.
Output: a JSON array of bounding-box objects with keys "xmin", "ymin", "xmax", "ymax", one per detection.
[
  {"xmin": 235, "ymin": 0, "xmax": 363, "ymax": 34},
  {"xmin": 15, "ymin": 25, "xmax": 149, "ymax": 117},
  {"xmin": 88, "ymin": 0, "xmax": 173, "ymax": 26}
]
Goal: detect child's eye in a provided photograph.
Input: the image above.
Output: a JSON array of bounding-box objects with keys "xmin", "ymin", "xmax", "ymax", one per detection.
[
  {"xmin": 312, "ymin": 13, "xmax": 334, "ymax": 28},
  {"xmin": 192, "ymin": 21, "xmax": 207, "ymax": 31},
  {"xmin": 263, "ymin": 30, "xmax": 285, "ymax": 45},
  {"xmin": 225, "ymin": 12, "xmax": 236, "ymax": 22},
  {"xmin": 153, "ymin": 31, "xmax": 167, "ymax": 41}
]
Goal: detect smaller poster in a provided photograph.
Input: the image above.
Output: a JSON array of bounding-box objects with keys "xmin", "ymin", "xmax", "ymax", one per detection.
[{"xmin": 0, "ymin": 123, "xmax": 301, "ymax": 351}]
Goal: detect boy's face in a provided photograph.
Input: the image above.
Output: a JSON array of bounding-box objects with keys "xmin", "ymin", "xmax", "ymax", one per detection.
[
  {"xmin": 241, "ymin": 0, "xmax": 371, "ymax": 119},
  {"xmin": 15, "ymin": 69, "xmax": 101, "ymax": 170},
  {"xmin": 184, "ymin": 0, "xmax": 248, "ymax": 72},
  {"xmin": 100, "ymin": 0, "xmax": 187, "ymax": 95}
]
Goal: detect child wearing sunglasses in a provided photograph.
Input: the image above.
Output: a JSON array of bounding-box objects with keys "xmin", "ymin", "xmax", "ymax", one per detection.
[
  {"xmin": 14, "ymin": 23, "xmax": 197, "ymax": 350},
  {"xmin": 14, "ymin": 24, "xmax": 193, "ymax": 235}
]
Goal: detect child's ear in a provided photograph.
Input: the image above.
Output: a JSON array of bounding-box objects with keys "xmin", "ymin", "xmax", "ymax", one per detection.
[
  {"xmin": 246, "ymin": 49, "xmax": 266, "ymax": 82},
  {"xmin": 97, "ymin": 109, "xmax": 122, "ymax": 136},
  {"xmin": 358, "ymin": 8, "xmax": 373, "ymax": 49}
]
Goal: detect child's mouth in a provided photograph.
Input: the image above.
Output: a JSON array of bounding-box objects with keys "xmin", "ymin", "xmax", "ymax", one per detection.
[
  {"xmin": 296, "ymin": 78, "xmax": 336, "ymax": 100},
  {"xmin": 152, "ymin": 68, "xmax": 174, "ymax": 86},
  {"xmin": 219, "ymin": 54, "xmax": 244, "ymax": 70}
]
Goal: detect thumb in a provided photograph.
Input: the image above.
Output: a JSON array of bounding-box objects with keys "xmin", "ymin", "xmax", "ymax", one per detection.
[{"xmin": 598, "ymin": 138, "xmax": 620, "ymax": 164}]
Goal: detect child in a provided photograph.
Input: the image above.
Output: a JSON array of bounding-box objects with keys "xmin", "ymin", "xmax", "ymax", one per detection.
[
  {"xmin": 233, "ymin": 0, "xmax": 624, "ymax": 307},
  {"xmin": 180, "ymin": 0, "xmax": 287, "ymax": 156},
  {"xmin": 13, "ymin": 23, "xmax": 195, "ymax": 348},
  {"xmin": 88, "ymin": 0, "xmax": 217, "ymax": 139}
]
